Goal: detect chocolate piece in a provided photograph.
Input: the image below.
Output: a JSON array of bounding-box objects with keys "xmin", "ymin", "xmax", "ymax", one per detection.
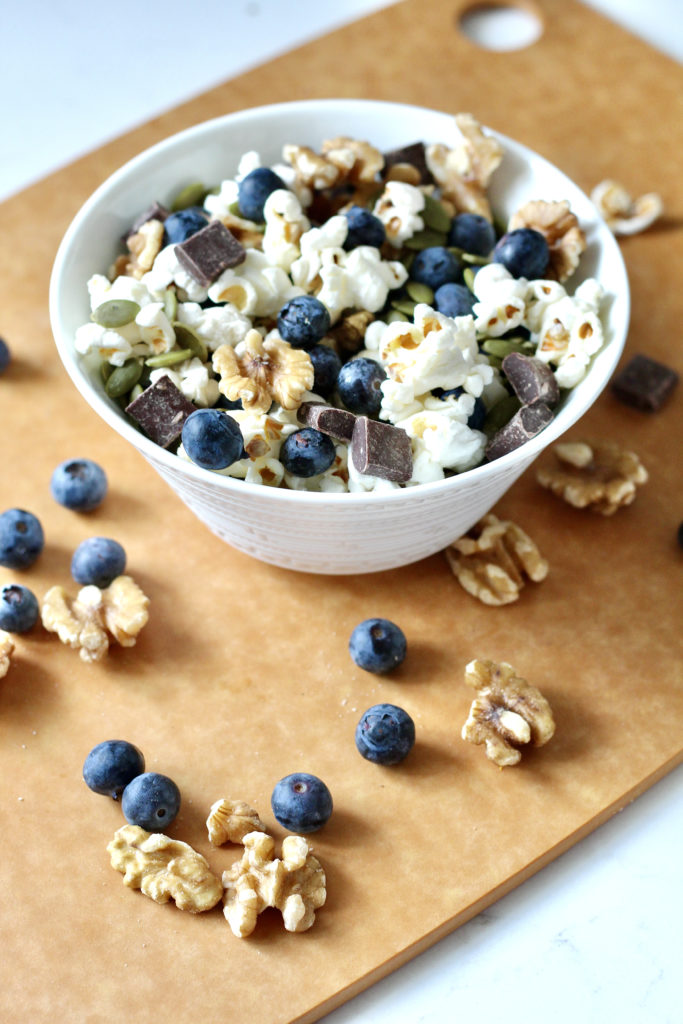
[
  {"xmin": 382, "ymin": 141, "xmax": 431, "ymax": 183},
  {"xmin": 125, "ymin": 376, "xmax": 197, "ymax": 448},
  {"xmin": 485, "ymin": 402, "xmax": 554, "ymax": 462},
  {"xmin": 611, "ymin": 353, "xmax": 679, "ymax": 412},
  {"xmin": 175, "ymin": 220, "xmax": 246, "ymax": 286},
  {"xmin": 125, "ymin": 201, "xmax": 169, "ymax": 240},
  {"xmin": 351, "ymin": 416, "xmax": 413, "ymax": 482},
  {"xmin": 298, "ymin": 402, "xmax": 356, "ymax": 442},
  {"xmin": 502, "ymin": 352, "xmax": 560, "ymax": 407}
]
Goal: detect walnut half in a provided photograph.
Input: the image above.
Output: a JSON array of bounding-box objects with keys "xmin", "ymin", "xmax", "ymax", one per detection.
[
  {"xmin": 206, "ymin": 798, "xmax": 267, "ymax": 846},
  {"xmin": 508, "ymin": 199, "xmax": 586, "ymax": 282},
  {"xmin": 537, "ymin": 439, "xmax": 648, "ymax": 515},
  {"xmin": 0, "ymin": 630, "xmax": 14, "ymax": 678},
  {"xmin": 108, "ymin": 824, "xmax": 223, "ymax": 913},
  {"xmin": 445, "ymin": 513, "xmax": 548, "ymax": 606},
  {"xmin": 462, "ymin": 658, "xmax": 555, "ymax": 766},
  {"xmin": 41, "ymin": 575, "xmax": 149, "ymax": 662},
  {"xmin": 222, "ymin": 831, "xmax": 326, "ymax": 937}
]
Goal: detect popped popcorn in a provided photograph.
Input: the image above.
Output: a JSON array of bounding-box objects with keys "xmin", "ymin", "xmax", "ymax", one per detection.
[{"xmin": 73, "ymin": 117, "xmax": 610, "ymax": 493}]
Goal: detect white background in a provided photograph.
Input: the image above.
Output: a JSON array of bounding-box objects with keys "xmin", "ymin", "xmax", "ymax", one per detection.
[{"xmin": 4, "ymin": 3, "xmax": 682, "ymax": 1023}]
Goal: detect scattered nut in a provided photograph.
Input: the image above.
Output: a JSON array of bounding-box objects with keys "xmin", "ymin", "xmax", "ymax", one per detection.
[
  {"xmin": 215, "ymin": 211, "xmax": 265, "ymax": 250},
  {"xmin": 590, "ymin": 179, "xmax": 663, "ymax": 235},
  {"xmin": 207, "ymin": 798, "xmax": 268, "ymax": 846},
  {"xmin": 212, "ymin": 328, "xmax": 314, "ymax": 414},
  {"xmin": 445, "ymin": 513, "xmax": 548, "ymax": 606},
  {"xmin": 321, "ymin": 136, "xmax": 384, "ymax": 185},
  {"xmin": 508, "ymin": 199, "xmax": 586, "ymax": 281},
  {"xmin": 222, "ymin": 830, "xmax": 326, "ymax": 937},
  {"xmin": 0, "ymin": 630, "xmax": 15, "ymax": 677},
  {"xmin": 41, "ymin": 575, "xmax": 150, "ymax": 662},
  {"xmin": 537, "ymin": 439, "xmax": 648, "ymax": 515},
  {"xmin": 111, "ymin": 218, "xmax": 165, "ymax": 280},
  {"xmin": 425, "ymin": 113, "xmax": 503, "ymax": 219},
  {"xmin": 108, "ymin": 824, "xmax": 223, "ymax": 913},
  {"xmin": 462, "ymin": 658, "xmax": 555, "ymax": 767}
]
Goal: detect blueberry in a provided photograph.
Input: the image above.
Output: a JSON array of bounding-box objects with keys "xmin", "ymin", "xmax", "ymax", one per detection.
[
  {"xmin": 0, "ymin": 584, "xmax": 39, "ymax": 633},
  {"xmin": 50, "ymin": 458, "xmax": 108, "ymax": 512},
  {"xmin": 432, "ymin": 386, "xmax": 486, "ymax": 429},
  {"xmin": 238, "ymin": 167, "xmax": 287, "ymax": 221},
  {"xmin": 433, "ymin": 282, "xmax": 476, "ymax": 318},
  {"xmin": 271, "ymin": 772, "xmax": 333, "ymax": 833},
  {"xmin": 411, "ymin": 247, "xmax": 462, "ymax": 290},
  {"xmin": 343, "ymin": 205, "xmax": 386, "ymax": 250},
  {"xmin": 280, "ymin": 428, "xmax": 336, "ymax": 478},
  {"xmin": 83, "ymin": 739, "xmax": 145, "ymax": 799},
  {"xmin": 0, "ymin": 509, "xmax": 44, "ymax": 569},
  {"xmin": 121, "ymin": 772, "xmax": 181, "ymax": 832},
  {"xmin": 71, "ymin": 537, "xmax": 126, "ymax": 588},
  {"xmin": 308, "ymin": 344, "xmax": 342, "ymax": 399},
  {"xmin": 162, "ymin": 207, "xmax": 209, "ymax": 245},
  {"xmin": 355, "ymin": 703, "xmax": 416, "ymax": 765},
  {"xmin": 349, "ymin": 617, "xmax": 407, "ymax": 674},
  {"xmin": 447, "ymin": 212, "xmax": 496, "ymax": 256},
  {"xmin": 277, "ymin": 295, "xmax": 331, "ymax": 351},
  {"xmin": 181, "ymin": 408, "xmax": 243, "ymax": 470},
  {"xmin": 336, "ymin": 357, "xmax": 386, "ymax": 417},
  {"xmin": 0, "ymin": 336, "xmax": 11, "ymax": 374},
  {"xmin": 493, "ymin": 228, "xmax": 549, "ymax": 279}
]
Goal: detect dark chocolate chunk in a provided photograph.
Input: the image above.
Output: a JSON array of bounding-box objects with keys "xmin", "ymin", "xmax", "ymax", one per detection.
[
  {"xmin": 298, "ymin": 402, "xmax": 356, "ymax": 442},
  {"xmin": 502, "ymin": 352, "xmax": 560, "ymax": 408},
  {"xmin": 126, "ymin": 201, "xmax": 169, "ymax": 240},
  {"xmin": 382, "ymin": 141, "xmax": 431, "ymax": 183},
  {"xmin": 485, "ymin": 402, "xmax": 554, "ymax": 462},
  {"xmin": 351, "ymin": 416, "xmax": 413, "ymax": 482},
  {"xmin": 611, "ymin": 353, "xmax": 679, "ymax": 412},
  {"xmin": 175, "ymin": 220, "xmax": 246, "ymax": 286},
  {"xmin": 125, "ymin": 376, "xmax": 197, "ymax": 448}
]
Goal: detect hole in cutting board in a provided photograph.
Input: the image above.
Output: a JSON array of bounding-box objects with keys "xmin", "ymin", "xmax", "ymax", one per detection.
[{"xmin": 458, "ymin": 2, "xmax": 543, "ymax": 50}]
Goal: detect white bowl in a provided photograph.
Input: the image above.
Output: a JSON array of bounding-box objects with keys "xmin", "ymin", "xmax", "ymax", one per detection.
[{"xmin": 49, "ymin": 99, "xmax": 629, "ymax": 574}]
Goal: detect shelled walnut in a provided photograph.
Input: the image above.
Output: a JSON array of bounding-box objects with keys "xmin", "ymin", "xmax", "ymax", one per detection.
[
  {"xmin": 206, "ymin": 798, "xmax": 267, "ymax": 846},
  {"xmin": 108, "ymin": 825, "xmax": 223, "ymax": 913},
  {"xmin": 213, "ymin": 329, "xmax": 314, "ymax": 414},
  {"xmin": 41, "ymin": 575, "xmax": 149, "ymax": 662},
  {"xmin": 537, "ymin": 439, "xmax": 648, "ymax": 515},
  {"xmin": 0, "ymin": 630, "xmax": 14, "ymax": 678},
  {"xmin": 590, "ymin": 179, "xmax": 663, "ymax": 235},
  {"xmin": 222, "ymin": 831, "xmax": 326, "ymax": 937},
  {"xmin": 462, "ymin": 658, "xmax": 555, "ymax": 767},
  {"xmin": 445, "ymin": 513, "xmax": 548, "ymax": 605},
  {"xmin": 508, "ymin": 199, "xmax": 586, "ymax": 281}
]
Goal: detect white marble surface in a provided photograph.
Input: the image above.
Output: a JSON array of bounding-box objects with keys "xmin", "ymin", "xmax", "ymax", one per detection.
[{"xmin": 4, "ymin": 3, "xmax": 681, "ymax": 1022}]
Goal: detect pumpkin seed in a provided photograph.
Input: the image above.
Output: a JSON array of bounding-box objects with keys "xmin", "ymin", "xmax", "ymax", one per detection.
[
  {"xmin": 481, "ymin": 338, "xmax": 530, "ymax": 359},
  {"xmin": 92, "ymin": 299, "xmax": 140, "ymax": 328},
  {"xmin": 405, "ymin": 280, "xmax": 434, "ymax": 305},
  {"xmin": 386, "ymin": 309, "xmax": 409, "ymax": 323},
  {"xmin": 105, "ymin": 359, "xmax": 143, "ymax": 398},
  {"xmin": 403, "ymin": 228, "xmax": 448, "ymax": 251},
  {"xmin": 461, "ymin": 252, "xmax": 490, "ymax": 266},
  {"xmin": 145, "ymin": 348, "xmax": 193, "ymax": 369},
  {"xmin": 163, "ymin": 288, "xmax": 178, "ymax": 322},
  {"xmin": 483, "ymin": 395, "xmax": 520, "ymax": 435},
  {"xmin": 128, "ymin": 383, "xmax": 144, "ymax": 403},
  {"xmin": 390, "ymin": 298, "xmax": 417, "ymax": 317},
  {"xmin": 421, "ymin": 194, "xmax": 452, "ymax": 234},
  {"xmin": 100, "ymin": 361, "xmax": 114, "ymax": 384},
  {"xmin": 462, "ymin": 267, "xmax": 478, "ymax": 292},
  {"xmin": 172, "ymin": 322, "xmax": 208, "ymax": 362},
  {"xmin": 170, "ymin": 182, "xmax": 206, "ymax": 212}
]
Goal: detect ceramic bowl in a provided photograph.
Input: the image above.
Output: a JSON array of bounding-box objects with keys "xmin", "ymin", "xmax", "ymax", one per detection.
[{"xmin": 49, "ymin": 99, "xmax": 629, "ymax": 574}]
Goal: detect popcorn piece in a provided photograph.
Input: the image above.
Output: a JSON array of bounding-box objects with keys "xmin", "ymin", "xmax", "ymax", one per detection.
[
  {"xmin": 149, "ymin": 357, "xmax": 220, "ymax": 408},
  {"xmin": 142, "ymin": 244, "xmax": 210, "ymax": 303},
  {"xmin": 590, "ymin": 179, "xmax": 663, "ymax": 235},
  {"xmin": 462, "ymin": 658, "xmax": 555, "ymax": 766},
  {"xmin": 425, "ymin": 113, "xmax": 503, "ymax": 219},
  {"xmin": 373, "ymin": 180, "xmax": 425, "ymax": 247},
  {"xmin": 208, "ymin": 248, "xmax": 302, "ymax": 317},
  {"xmin": 262, "ymin": 189, "xmax": 310, "ymax": 271},
  {"xmin": 315, "ymin": 245, "xmax": 408, "ymax": 323},
  {"xmin": 472, "ymin": 264, "xmax": 527, "ymax": 338},
  {"xmin": 0, "ymin": 630, "xmax": 14, "ymax": 678},
  {"xmin": 509, "ymin": 199, "xmax": 586, "ymax": 282},
  {"xmin": 537, "ymin": 439, "xmax": 648, "ymax": 515},
  {"xmin": 108, "ymin": 824, "xmax": 223, "ymax": 913},
  {"xmin": 134, "ymin": 301, "xmax": 175, "ymax": 355},
  {"xmin": 399, "ymin": 409, "xmax": 486, "ymax": 478},
  {"xmin": 445, "ymin": 513, "xmax": 548, "ymax": 606},
  {"xmin": 207, "ymin": 798, "xmax": 268, "ymax": 846},
  {"xmin": 175, "ymin": 301, "xmax": 252, "ymax": 352},
  {"xmin": 222, "ymin": 831, "xmax": 326, "ymax": 937},
  {"xmin": 532, "ymin": 283, "xmax": 605, "ymax": 388},
  {"xmin": 41, "ymin": 575, "xmax": 150, "ymax": 662},
  {"xmin": 213, "ymin": 329, "xmax": 313, "ymax": 414}
]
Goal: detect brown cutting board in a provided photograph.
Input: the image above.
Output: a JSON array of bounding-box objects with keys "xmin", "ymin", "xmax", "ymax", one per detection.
[{"xmin": 1, "ymin": 1, "xmax": 681, "ymax": 1021}]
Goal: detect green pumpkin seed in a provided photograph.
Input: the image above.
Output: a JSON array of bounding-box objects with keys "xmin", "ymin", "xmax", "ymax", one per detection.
[
  {"xmin": 170, "ymin": 182, "xmax": 207, "ymax": 212},
  {"xmin": 390, "ymin": 298, "xmax": 417, "ymax": 317},
  {"xmin": 482, "ymin": 338, "xmax": 531, "ymax": 359},
  {"xmin": 484, "ymin": 395, "xmax": 521, "ymax": 435},
  {"xmin": 405, "ymin": 280, "xmax": 434, "ymax": 305},
  {"xmin": 463, "ymin": 267, "xmax": 478, "ymax": 292},
  {"xmin": 105, "ymin": 360, "xmax": 143, "ymax": 398},
  {"xmin": 421, "ymin": 194, "xmax": 452, "ymax": 234},
  {"xmin": 92, "ymin": 299, "xmax": 140, "ymax": 329},
  {"xmin": 100, "ymin": 361, "xmax": 114, "ymax": 384},
  {"xmin": 386, "ymin": 309, "xmax": 409, "ymax": 323},
  {"xmin": 128, "ymin": 383, "xmax": 144, "ymax": 403},
  {"xmin": 163, "ymin": 288, "xmax": 178, "ymax": 322},
  {"xmin": 172, "ymin": 322, "xmax": 208, "ymax": 362},
  {"xmin": 403, "ymin": 228, "xmax": 448, "ymax": 251},
  {"xmin": 461, "ymin": 252, "xmax": 490, "ymax": 266},
  {"xmin": 145, "ymin": 348, "xmax": 193, "ymax": 369}
]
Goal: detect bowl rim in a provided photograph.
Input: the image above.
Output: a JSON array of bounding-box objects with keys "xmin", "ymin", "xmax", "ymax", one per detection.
[{"xmin": 49, "ymin": 97, "xmax": 630, "ymax": 507}]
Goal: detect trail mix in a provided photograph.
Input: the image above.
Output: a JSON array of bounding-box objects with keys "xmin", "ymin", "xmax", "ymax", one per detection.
[{"xmin": 74, "ymin": 113, "xmax": 607, "ymax": 491}]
